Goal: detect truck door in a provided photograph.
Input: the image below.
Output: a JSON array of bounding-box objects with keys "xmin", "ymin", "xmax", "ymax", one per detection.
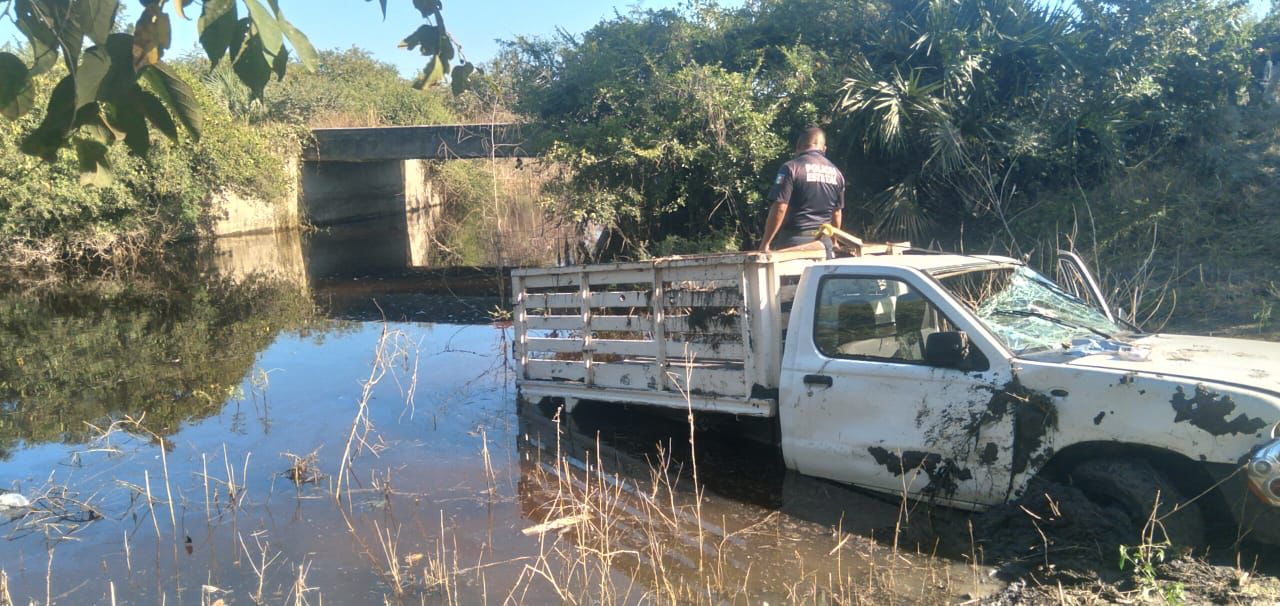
[{"xmin": 779, "ymin": 272, "xmax": 1017, "ymax": 508}]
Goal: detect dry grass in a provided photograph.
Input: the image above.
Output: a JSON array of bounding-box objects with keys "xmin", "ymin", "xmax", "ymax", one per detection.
[
  {"xmin": 281, "ymin": 449, "xmax": 324, "ymax": 485},
  {"xmin": 336, "ymin": 325, "xmax": 419, "ymax": 501}
]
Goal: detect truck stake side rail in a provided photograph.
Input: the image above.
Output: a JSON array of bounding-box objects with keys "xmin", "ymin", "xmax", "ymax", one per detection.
[{"xmin": 512, "ymin": 250, "xmax": 833, "ymax": 416}]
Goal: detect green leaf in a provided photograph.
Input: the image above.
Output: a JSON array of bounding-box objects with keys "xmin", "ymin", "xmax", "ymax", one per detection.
[
  {"xmin": 278, "ymin": 15, "xmax": 319, "ymax": 71},
  {"xmin": 21, "ymin": 75, "xmax": 76, "ymax": 161},
  {"xmin": 243, "ymin": 0, "xmax": 284, "ymax": 55},
  {"xmin": 451, "ymin": 62, "xmax": 475, "ymax": 96},
  {"xmin": 140, "ymin": 63, "xmax": 203, "ymax": 140},
  {"xmin": 75, "ymin": 0, "xmax": 118, "ymax": 46},
  {"xmin": 75, "ymin": 46, "xmax": 112, "ymax": 109},
  {"xmin": 74, "ymin": 104, "xmax": 119, "ymax": 145},
  {"xmin": 26, "ymin": 0, "xmax": 85, "ymax": 68},
  {"xmin": 231, "ymin": 32, "xmax": 273, "ymax": 99},
  {"xmin": 74, "ymin": 138, "xmax": 112, "ymax": 186},
  {"xmin": 412, "ymin": 0, "xmax": 442, "ymax": 18},
  {"xmin": 400, "ymin": 24, "xmax": 440, "ymax": 55},
  {"xmin": 198, "ymin": 0, "xmax": 238, "ymax": 67},
  {"xmin": 14, "ymin": 6, "xmax": 61, "ymax": 74},
  {"xmin": 75, "ymin": 35, "xmax": 137, "ymax": 109},
  {"xmin": 413, "ymin": 54, "xmax": 447, "ymax": 90},
  {"xmin": 102, "ymin": 33, "xmax": 138, "ymax": 94},
  {"xmin": 136, "ymin": 89, "xmax": 178, "ymax": 141},
  {"xmin": 103, "ymin": 101, "xmax": 150, "ymax": 156},
  {"xmin": 271, "ymin": 46, "xmax": 289, "ymax": 81},
  {"xmin": 0, "ymin": 52, "xmax": 35, "ymax": 119},
  {"xmin": 229, "ymin": 17, "xmax": 252, "ymax": 62},
  {"xmin": 132, "ymin": 4, "xmax": 172, "ymax": 68},
  {"xmin": 438, "ymin": 29, "xmax": 455, "ymax": 63}
]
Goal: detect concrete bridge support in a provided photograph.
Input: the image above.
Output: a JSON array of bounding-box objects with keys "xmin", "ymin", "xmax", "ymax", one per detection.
[{"xmin": 300, "ymin": 159, "xmax": 443, "ymax": 274}]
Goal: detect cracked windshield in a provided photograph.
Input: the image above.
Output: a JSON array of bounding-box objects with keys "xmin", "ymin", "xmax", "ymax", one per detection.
[{"xmin": 940, "ymin": 266, "xmax": 1129, "ymax": 353}]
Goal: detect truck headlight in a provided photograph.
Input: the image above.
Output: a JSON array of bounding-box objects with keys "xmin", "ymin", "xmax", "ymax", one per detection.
[{"xmin": 1248, "ymin": 439, "xmax": 1280, "ymax": 507}]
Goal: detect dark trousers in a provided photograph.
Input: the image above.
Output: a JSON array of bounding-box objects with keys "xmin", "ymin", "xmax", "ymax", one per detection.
[{"xmin": 773, "ymin": 228, "xmax": 817, "ymax": 249}]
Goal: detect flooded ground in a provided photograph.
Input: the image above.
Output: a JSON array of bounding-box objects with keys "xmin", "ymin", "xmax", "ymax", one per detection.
[
  {"xmin": 2, "ymin": 223, "xmax": 1279, "ymax": 604},
  {"xmin": 0, "ymin": 225, "xmax": 994, "ymax": 604}
]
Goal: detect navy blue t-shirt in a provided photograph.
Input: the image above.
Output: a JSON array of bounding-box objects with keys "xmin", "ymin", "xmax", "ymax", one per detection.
[{"xmin": 766, "ymin": 149, "xmax": 846, "ymax": 234}]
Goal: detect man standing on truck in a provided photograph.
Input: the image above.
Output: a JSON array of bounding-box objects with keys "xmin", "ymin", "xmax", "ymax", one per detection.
[{"xmin": 758, "ymin": 127, "xmax": 846, "ymax": 252}]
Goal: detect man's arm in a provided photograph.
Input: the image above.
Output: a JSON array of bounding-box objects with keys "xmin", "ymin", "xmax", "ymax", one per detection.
[{"xmin": 760, "ymin": 201, "xmax": 788, "ymax": 252}]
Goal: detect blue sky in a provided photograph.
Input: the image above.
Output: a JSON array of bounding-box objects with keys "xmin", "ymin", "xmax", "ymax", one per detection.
[
  {"xmin": 234, "ymin": 0, "xmax": 1270, "ymax": 77},
  {"xmin": 167, "ymin": 0, "xmax": 736, "ymax": 75},
  {"xmin": 1, "ymin": 0, "xmax": 1272, "ymax": 77},
  {"xmin": 0, "ymin": 0, "xmax": 736, "ymax": 76}
]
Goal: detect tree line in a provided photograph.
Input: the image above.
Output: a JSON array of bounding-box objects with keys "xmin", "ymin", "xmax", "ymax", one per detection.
[{"xmin": 497, "ymin": 0, "xmax": 1274, "ymax": 257}]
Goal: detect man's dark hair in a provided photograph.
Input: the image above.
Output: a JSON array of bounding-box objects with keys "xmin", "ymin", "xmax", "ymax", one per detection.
[{"xmin": 796, "ymin": 127, "xmax": 826, "ymax": 150}]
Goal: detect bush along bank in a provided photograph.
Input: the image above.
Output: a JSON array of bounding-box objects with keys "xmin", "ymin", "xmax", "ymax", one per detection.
[{"xmin": 0, "ymin": 62, "xmax": 301, "ymax": 271}]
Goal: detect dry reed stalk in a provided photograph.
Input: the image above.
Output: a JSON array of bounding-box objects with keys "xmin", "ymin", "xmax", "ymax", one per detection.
[
  {"xmin": 238, "ymin": 530, "xmax": 281, "ymax": 605},
  {"xmin": 144, "ymin": 470, "xmax": 163, "ymax": 545},
  {"xmin": 373, "ymin": 521, "xmax": 405, "ymax": 596},
  {"xmin": 285, "ymin": 559, "xmax": 317, "ymax": 606},
  {"xmin": 480, "ymin": 428, "xmax": 497, "ymax": 499},
  {"xmin": 281, "ymin": 449, "xmax": 324, "ymax": 485},
  {"xmin": 0, "ymin": 569, "xmax": 11, "ymax": 606},
  {"xmin": 201, "ymin": 453, "xmax": 210, "ymax": 520},
  {"xmin": 336, "ymin": 325, "xmax": 412, "ymax": 501},
  {"xmin": 44, "ymin": 546, "xmax": 54, "ymax": 606},
  {"xmin": 158, "ymin": 434, "xmax": 177, "ymax": 534},
  {"xmin": 123, "ymin": 529, "xmax": 132, "ymax": 572}
]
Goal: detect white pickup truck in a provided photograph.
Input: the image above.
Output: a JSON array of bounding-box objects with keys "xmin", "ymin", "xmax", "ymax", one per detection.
[{"xmin": 510, "ymin": 248, "xmax": 1280, "ymax": 546}]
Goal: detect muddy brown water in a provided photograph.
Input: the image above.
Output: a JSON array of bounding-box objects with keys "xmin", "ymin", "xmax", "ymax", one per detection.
[{"xmin": 0, "ymin": 228, "xmax": 996, "ymax": 604}]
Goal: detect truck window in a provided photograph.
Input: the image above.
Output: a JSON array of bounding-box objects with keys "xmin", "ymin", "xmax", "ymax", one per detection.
[{"xmin": 814, "ymin": 277, "xmax": 956, "ymax": 363}]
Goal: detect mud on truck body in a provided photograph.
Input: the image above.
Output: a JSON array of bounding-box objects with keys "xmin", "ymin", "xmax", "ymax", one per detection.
[{"xmin": 510, "ymin": 248, "xmax": 1280, "ymax": 546}]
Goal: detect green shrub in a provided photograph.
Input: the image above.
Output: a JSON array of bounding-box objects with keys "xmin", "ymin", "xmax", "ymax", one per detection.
[
  {"xmin": 259, "ymin": 49, "xmax": 456, "ymax": 127},
  {"xmin": 0, "ymin": 65, "xmax": 297, "ymax": 266}
]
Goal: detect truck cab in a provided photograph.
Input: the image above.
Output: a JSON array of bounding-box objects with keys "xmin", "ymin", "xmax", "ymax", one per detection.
[{"xmin": 781, "ymin": 253, "xmax": 1280, "ymax": 545}]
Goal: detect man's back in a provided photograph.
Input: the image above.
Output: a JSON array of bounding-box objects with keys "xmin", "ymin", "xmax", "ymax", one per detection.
[{"xmin": 769, "ymin": 149, "xmax": 846, "ymax": 233}]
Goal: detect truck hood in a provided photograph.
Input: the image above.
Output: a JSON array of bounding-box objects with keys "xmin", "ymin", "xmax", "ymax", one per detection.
[{"xmin": 1061, "ymin": 333, "xmax": 1280, "ymax": 396}]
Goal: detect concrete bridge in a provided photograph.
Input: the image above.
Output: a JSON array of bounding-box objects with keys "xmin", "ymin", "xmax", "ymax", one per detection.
[{"xmin": 298, "ymin": 123, "xmax": 542, "ymax": 268}]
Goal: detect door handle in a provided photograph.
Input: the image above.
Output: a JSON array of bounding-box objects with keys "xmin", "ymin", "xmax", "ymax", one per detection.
[{"xmin": 803, "ymin": 374, "xmax": 833, "ymax": 387}]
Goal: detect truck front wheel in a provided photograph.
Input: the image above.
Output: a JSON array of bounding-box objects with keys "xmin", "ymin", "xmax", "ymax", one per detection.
[{"xmin": 1069, "ymin": 458, "xmax": 1206, "ymax": 550}]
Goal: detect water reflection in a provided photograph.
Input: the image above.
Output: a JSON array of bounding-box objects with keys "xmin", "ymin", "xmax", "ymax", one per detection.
[
  {"xmin": 211, "ymin": 229, "xmax": 309, "ymax": 287},
  {"xmin": 0, "ymin": 271, "xmax": 320, "ymax": 458}
]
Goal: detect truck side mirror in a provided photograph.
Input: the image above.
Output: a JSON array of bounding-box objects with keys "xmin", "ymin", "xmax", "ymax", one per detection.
[{"xmin": 925, "ymin": 331, "xmax": 970, "ymax": 368}]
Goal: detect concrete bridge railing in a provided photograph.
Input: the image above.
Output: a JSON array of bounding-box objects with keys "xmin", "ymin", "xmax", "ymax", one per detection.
[{"xmin": 303, "ymin": 123, "xmax": 540, "ymax": 162}]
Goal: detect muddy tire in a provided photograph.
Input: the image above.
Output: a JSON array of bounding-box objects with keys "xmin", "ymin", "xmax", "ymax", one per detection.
[{"xmin": 1069, "ymin": 458, "xmax": 1206, "ymax": 550}]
